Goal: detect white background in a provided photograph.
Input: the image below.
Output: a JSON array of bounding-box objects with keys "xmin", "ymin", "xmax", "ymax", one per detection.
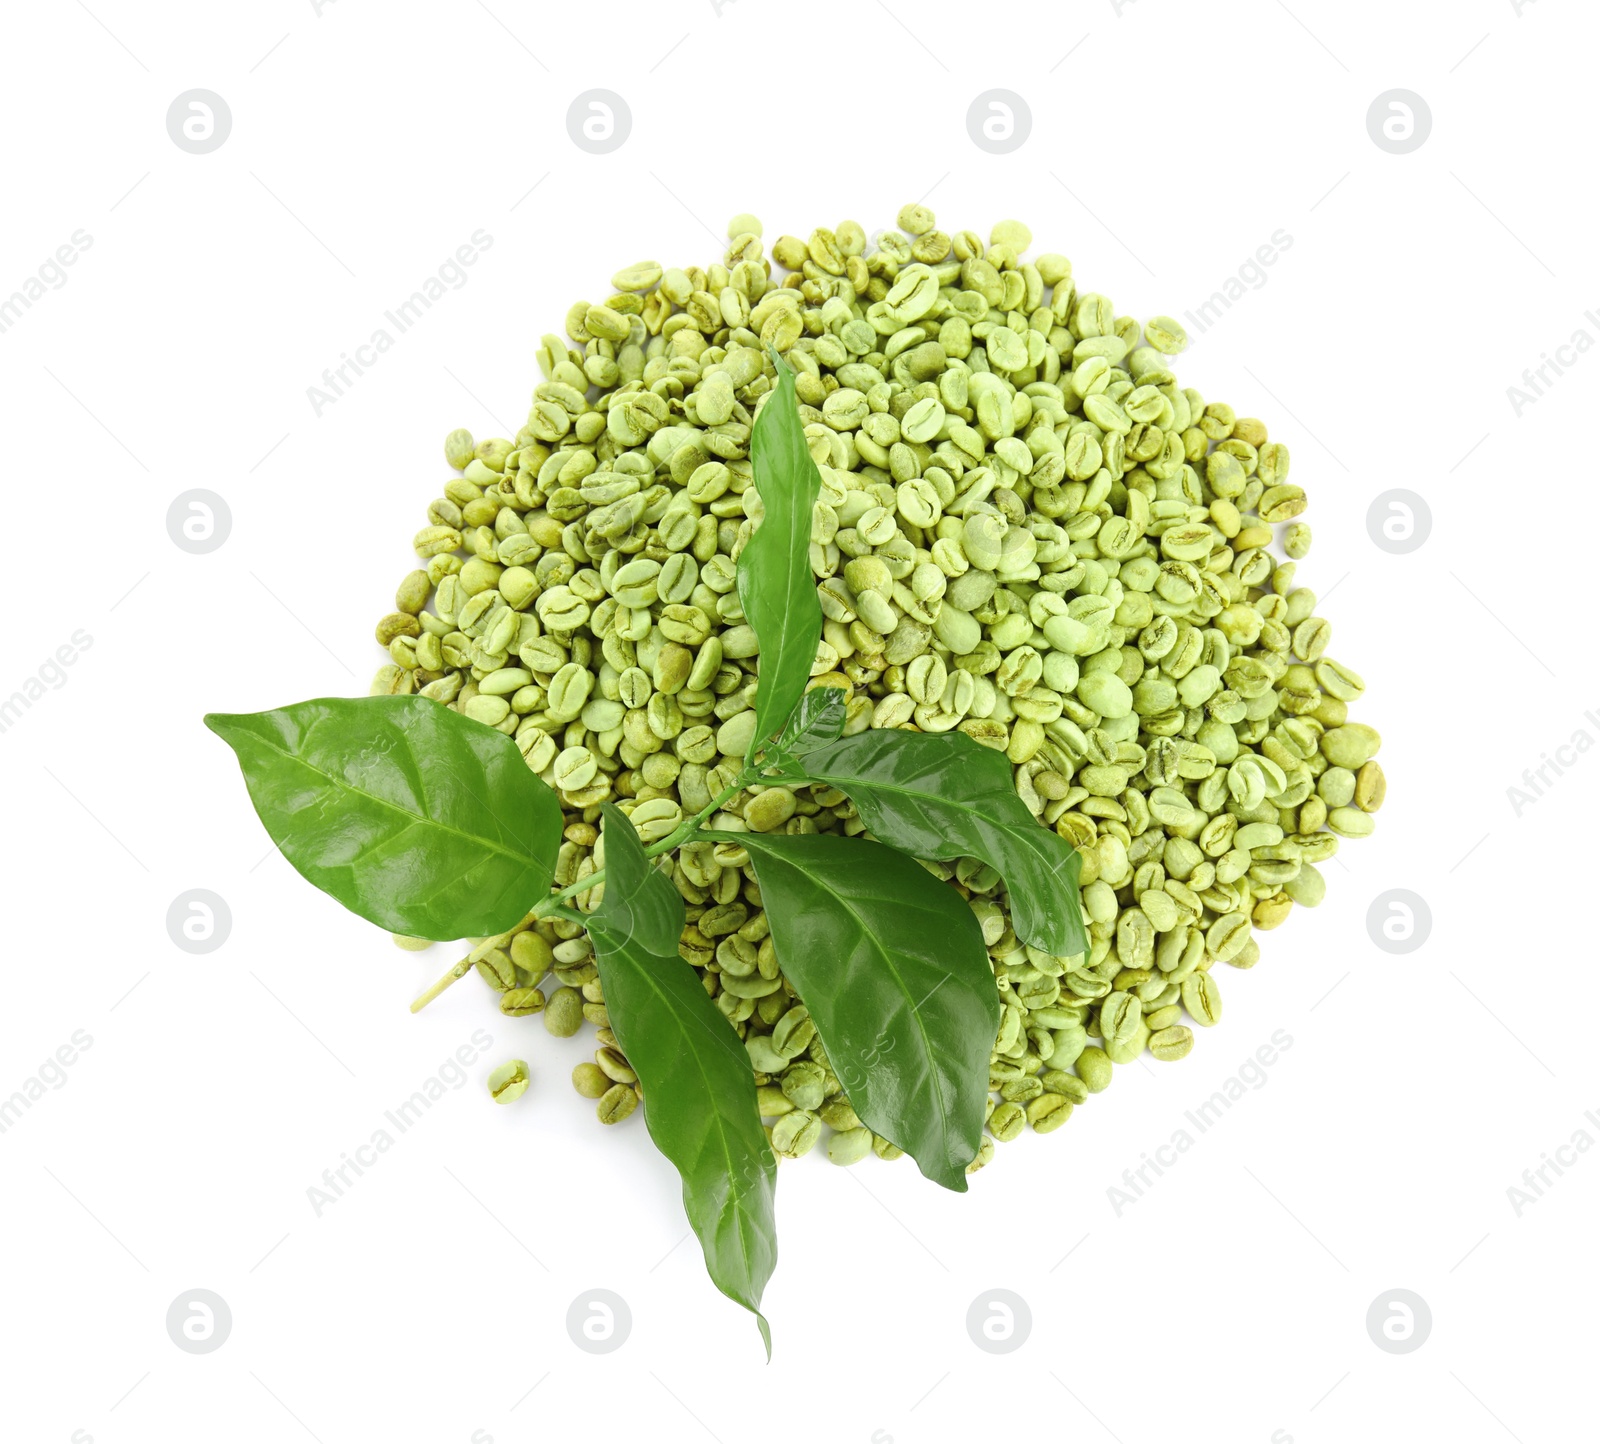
[{"xmin": 1, "ymin": 1, "xmax": 1593, "ymax": 1441}]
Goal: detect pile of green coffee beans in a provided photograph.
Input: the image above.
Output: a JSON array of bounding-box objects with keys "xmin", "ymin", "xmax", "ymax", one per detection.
[{"xmin": 371, "ymin": 206, "xmax": 1383, "ymax": 1173}]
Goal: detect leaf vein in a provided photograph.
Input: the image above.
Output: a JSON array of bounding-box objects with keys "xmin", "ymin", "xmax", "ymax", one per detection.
[{"xmin": 252, "ymin": 730, "xmax": 540, "ymax": 867}]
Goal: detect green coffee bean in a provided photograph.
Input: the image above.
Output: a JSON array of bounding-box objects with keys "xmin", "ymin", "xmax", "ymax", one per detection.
[
  {"xmin": 595, "ymin": 1046, "xmax": 637, "ymax": 1085},
  {"xmin": 989, "ymin": 1101, "xmax": 1026, "ymax": 1141},
  {"xmin": 378, "ymin": 204, "xmax": 1381, "ymax": 1172},
  {"xmin": 747, "ymin": 1034, "xmax": 788, "ymax": 1074},
  {"xmin": 1042, "ymin": 1071, "xmax": 1090, "ymax": 1103},
  {"xmin": 475, "ymin": 948, "xmax": 515, "ymax": 991},
  {"xmin": 827, "ymin": 1127, "xmax": 874, "ymax": 1165},
  {"xmin": 500, "ymin": 987, "xmax": 546, "ymax": 1016},
  {"xmin": 1322, "ymin": 724, "xmax": 1381, "ymax": 769},
  {"xmin": 1149, "ymin": 1026, "xmax": 1193, "ymax": 1061},
  {"xmin": 487, "ymin": 1059, "xmax": 531, "ymax": 1103},
  {"xmin": 1078, "ymin": 1047, "xmax": 1113, "ymax": 1092},
  {"xmin": 818, "ymin": 1097, "xmax": 862, "ymax": 1132},
  {"xmin": 1327, "ymin": 806, "xmax": 1375, "ymax": 838},
  {"xmin": 1144, "ymin": 316, "xmax": 1187, "ymax": 354},
  {"xmin": 1099, "ymin": 992, "xmax": 1142, "ymax": 1048},
  {"xmin": 1104, "ymin": 1016, "xmax": 1149, "ymax": 1064},
  {"xmin": 510, "ymin": 929, "xmax": 553, "ymax": 979},
  {"xmin": 1181, "ymin": 972, "xmax": 1222, "ymax": 1027},
  {"xmin": 543, "ymin": 986, "xmax": 584, "ymax": 1036},
  {"xmin": 597, "ymin": 1083, "xmax": 639, "ymax": 1124},
  {"xmin": 756, "ymin": 1084, "xmax": 794, "ymax": 1116},
  {"xmin": 745, "ymin": 788, "xmax": 798, "ymax": 833},
  {"xmin": 1285, "ymin": 861, "xmax": 1325, "ymax": 906},
  {"xmin": 771, "ymin": 1109, "xmax": 821, "ymax": 1158},
  {"xmin": 1355, "ymin": 761, "xmax": 1386, "ymax": 811},
  {"xmin": 780, "ymin": 1062, "xmax": 827, "ymax": 1111},
  {"xmin": 1027, "ymin": 1094, "xmax": 1073, "ymax": 1132},
  {"xmin": 445, "ymin": 428, "xmax": 476, "ymax": 470}
]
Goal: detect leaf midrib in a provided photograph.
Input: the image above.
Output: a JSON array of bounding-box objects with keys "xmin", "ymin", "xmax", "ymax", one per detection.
[
  {"xmin": 592, "ymin": 925, "xmax": 772, "ymax": 1307},
  {"xmin": 238, "ymin": 722, "xmax": 541, "ymax": 869},
  {"xmin": 792, "ymin": 758, "xmax": 1074, "ymax": 879},
  {"xmin": 844, "ymin": 772, "xmax": 1084, "ymax": 951},
  {"xmin": 745, "ymin": 376, "xmax": 822, "ymax": 744},
  {"xmin": 591, "ymin": 819, "xmax": 771, "ymax": 1310},
  {"xmin": 751, "ymin": 843, "xmax": 957, "ymax": 1170}
]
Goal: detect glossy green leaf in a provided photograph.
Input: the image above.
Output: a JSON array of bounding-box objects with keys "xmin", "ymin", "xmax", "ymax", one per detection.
[
  {"xmin": 770, "ymin": 728, "xmax": 1088, "ymax": 959},
  {"xmin": 593, "ymin": 804, "xmax": 685, "ymax": 958},
  {"xmin": 765, "ymin": 686, "xmax": 846, "ymax": 764},
  {"xmin": 589, "ymin": 805, "xmax": 778, "ymax": 1353},
  {"xmin": 205, "ymin": 696, "xmax": 561, "ymax": 940},
  {"xmin": 722, "ymin": 831, "xmax": 998, "ymax": 1192},
  {"xmin": 737, "ymin": 352, "xmax": 824, "ymax": 757}
]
